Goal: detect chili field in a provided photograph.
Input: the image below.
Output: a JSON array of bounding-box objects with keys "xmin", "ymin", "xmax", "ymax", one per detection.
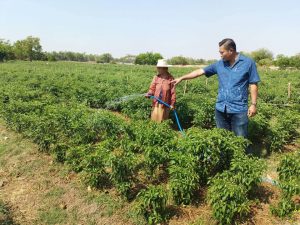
[{"xmin": 0, "ymin": 61, "xmax": 299, "ymax": 224}]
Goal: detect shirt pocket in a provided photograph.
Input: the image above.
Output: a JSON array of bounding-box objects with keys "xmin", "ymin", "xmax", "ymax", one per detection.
[
  {"xmin": 217, "ymin": 88, "xmax": 226, "ymax": 102},
  {"xmin": 231, "ymin": 87, "xmax": 247, "ymax": 102},
  {"xmin": 231, "ymin": 87, "xmax": 243, "ymax": 101}
]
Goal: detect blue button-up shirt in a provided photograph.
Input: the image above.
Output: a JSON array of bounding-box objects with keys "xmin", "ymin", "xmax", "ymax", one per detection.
[{"xmin": 204, "ymin": 54, "xmax": 260, "ymax": 113}]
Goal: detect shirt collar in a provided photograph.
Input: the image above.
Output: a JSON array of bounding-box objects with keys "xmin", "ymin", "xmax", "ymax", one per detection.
[
  {"xmin": 235, "ymin": 53, "xmax": 240, "ymax": 62},
  {"xmin": 224, "ymin": 53, "xmax": 243, "ymax": 68}
]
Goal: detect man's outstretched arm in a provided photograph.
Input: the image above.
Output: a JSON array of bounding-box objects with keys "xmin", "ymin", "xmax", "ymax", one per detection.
[{"xmin": 171, "ymin": 68, "xmax": 205, "ymax": 85}]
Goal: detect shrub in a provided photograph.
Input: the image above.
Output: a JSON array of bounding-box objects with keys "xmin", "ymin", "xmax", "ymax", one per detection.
[
  {"xmin": 135, "ymin": 52, "xmax": 163, "ymax": 65},
  {"xmin": 136, "ymin": 185, "xmax": 168, "ymax": 224},
  {"xmin": 208, "ymin": 177, "xmax": 250, "ymax": 225},
  {"xmin": 271, "ymin": 151, "xmax": 300, "ymax": 217}
]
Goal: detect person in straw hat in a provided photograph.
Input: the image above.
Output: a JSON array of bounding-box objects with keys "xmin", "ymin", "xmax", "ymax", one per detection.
[{"xmin": 146, "ymin": 59, "xmax": 176, "ymax": 122}]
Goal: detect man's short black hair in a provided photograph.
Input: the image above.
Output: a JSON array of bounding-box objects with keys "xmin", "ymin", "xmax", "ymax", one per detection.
[{"xmin": 219, "ymin": 38, "xmax": 236, "ymax": 51}]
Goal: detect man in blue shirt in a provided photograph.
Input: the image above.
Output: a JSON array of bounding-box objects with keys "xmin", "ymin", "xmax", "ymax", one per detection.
[{"xmin": 172, "ymin": 38, "xmax": 260, "ymax": 139}]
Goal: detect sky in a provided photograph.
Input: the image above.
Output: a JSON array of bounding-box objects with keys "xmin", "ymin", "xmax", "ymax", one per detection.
[{"xmin": 1, "ymin": 0, "xmax": 300, "ymax": 59}]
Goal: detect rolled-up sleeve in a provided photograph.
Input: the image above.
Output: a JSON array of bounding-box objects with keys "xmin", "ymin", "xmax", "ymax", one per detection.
[
  {"xmin": 147, "ymin": 76, "xmax": 157, "ymax": 95},
  {"xmin": 204, "ymin": 62, "xmax": 218, "ymax": 77},
  {"xmin": 170, "ymin": 82, "xmax": 176, "ymax": 107},
  {"xmin": 249, "ymin": 60, "xmax": 260, "ymax": 84}
]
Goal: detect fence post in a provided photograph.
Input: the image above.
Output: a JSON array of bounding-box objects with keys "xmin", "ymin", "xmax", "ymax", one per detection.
[
  {"xmin": 288, "ymin": 82, "xmax": 291, "ymax": 100},
  {"xmin": 183, "ymin": 80, "xmax": 188, "ymax": 95}
]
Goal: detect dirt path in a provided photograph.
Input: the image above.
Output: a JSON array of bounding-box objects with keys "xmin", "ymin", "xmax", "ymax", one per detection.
[{"xmin": 0, "ymin": 123, "xmax": 133, "ymax": 225}]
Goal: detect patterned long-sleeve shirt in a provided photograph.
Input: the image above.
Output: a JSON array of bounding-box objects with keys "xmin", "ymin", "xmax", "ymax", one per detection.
[{"xmin": 147, "ymin": 73, "xmax": 176, "ymax": 108}]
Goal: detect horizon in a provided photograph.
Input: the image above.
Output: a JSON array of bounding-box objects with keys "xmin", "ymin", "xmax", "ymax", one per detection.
[{"xmin": 1, "ymin": 0, "xmax": 300, "ymax": 59}]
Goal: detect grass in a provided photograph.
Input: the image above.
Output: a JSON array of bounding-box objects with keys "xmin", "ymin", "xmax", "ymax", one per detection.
[
  {"xmin": 0, "ymin": 143, "xmax": 22, "ymax": 158},
  {"xmin": 38, "ymin": 207, "xmax": 68, "ymax": 225},
  {"xmin": 0, "ymin": 200, "xmax": 17, "ymax": 225},
  {"xmin": 85, "ymin": 192, "xmax": 124, "ymax": 217},
  {"xmin": 44, "ymin": 187, "xmax": 66, "ymax": 199},
  {"xmin": 189, "ymin": 218, "xmax": 206, "ymax": 225},
  {"xmin": 0, "ymin": 122, "xmax": 131, "ymax": 224}
]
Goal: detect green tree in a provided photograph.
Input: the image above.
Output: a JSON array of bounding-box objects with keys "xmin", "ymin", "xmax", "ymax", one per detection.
[
  {"xmin": 13, "ymin": 36, "xmax": 43, "ymax": 61},
  {"xmin": 168, "ymin": 56, "xmax": 188, "ymax": 65},
  {"xmin": 251, "ymin": 48, "xmax": 273, "ymax": 63},
  {"xmin": 258, "ymin": 58, "xmax": 273, "ymax": 67},
  {"xmin": 45, "ymin": 52, "xmax": 57, "ymax": 61},
  {"xmin": 290, "ymin": 54, "xmax": 300, "ymax": 69},
  {"xmin": 275, "ymin": 54, "xmax": 290, "ymax": 69},
  {"xmin": 117, "ymin": 54, "xmax": 136, "ymax": 64},
  {"xmin": 240, "ymin": 51, "xmax": 252, "ymax": 58},
  {"xmin": 187, "ymin": 57, "xmax": 206, "ymax": 65},
  {"xmin": 135, "ymin": 52, "xmax": 163, "ymax": 65},
  {"xmin": 86, "ymin": 54, "xmax": 96, "ymax": 62},
  {"xmin": 96, "ymin": 53, "xmax": 113, "ymax": 63},
  {"xmin": 0, "ymin": 39, "xmax": 14, "ymax": 62}
]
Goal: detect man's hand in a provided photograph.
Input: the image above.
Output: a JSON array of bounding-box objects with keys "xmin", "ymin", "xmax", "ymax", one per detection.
[
  {"xmin": 171, "ymin": 69, "xmax": 205, "ymax": 86},
  {"xmin": 171, "ymin": 78, "xmax": 182, "ymax": 85},
  {"xmin": 248, "ymin": 105, "xmax": 257, "ymax": 117}
]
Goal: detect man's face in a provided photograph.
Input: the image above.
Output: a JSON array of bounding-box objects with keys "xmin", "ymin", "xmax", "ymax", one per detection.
[{"xmin": 219, "ymin": 45, "xmax": 233, "ymax": 61}]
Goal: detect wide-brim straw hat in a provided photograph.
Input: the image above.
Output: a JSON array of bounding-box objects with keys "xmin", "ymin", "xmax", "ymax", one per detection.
[{"xmin": 157, "ymin": 59, "xmax": 171, "ymax": 67}]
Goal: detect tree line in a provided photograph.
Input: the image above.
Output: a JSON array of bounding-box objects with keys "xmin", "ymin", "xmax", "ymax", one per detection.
[
  {"xmin": 1, "ymin": 36, "xmax": 300, "ymax": 69},
  {"xmin": 0, "ymin": 36, "xmax": 115, "ymax": 63}
]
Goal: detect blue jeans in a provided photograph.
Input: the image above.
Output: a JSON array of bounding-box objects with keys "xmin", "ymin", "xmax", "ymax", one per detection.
[{"xmin": 215, "ymin": 109, "xmax": 248, "ymax": 138}]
